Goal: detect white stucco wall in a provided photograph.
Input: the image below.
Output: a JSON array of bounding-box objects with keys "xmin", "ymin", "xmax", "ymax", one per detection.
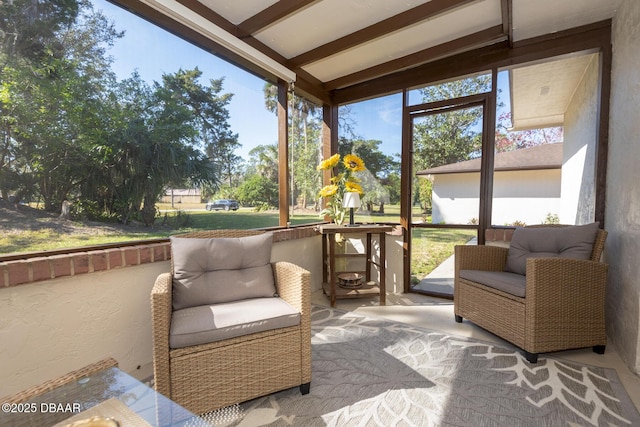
[
  {"xmin": 0, "ymin": 261, "xmax": 168, "ymax": 397},
  {"xmin": 562, "ymin": 54, "xmax": 599, "ymax": 224},
  {"xmin": 607, "ymin": 0, "xmax": 640, "ymax": 374},
  {"xmin": 430, "ymin": 173, "xmax": 480, "ymax": 224},
  {"xmin": 0, "ymin": 233, "xmax": 403, "ymax": 396},
  {"xmin": 431, "ymin": 169, "xmax": 561, "ymax": 225},
  {"xmin": 0, "ymin": 236, "xmax": 321, "ymax": 396}
]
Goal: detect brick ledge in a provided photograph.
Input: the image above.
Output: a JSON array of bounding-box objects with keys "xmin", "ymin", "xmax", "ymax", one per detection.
[
  {"xmin": 485, "ymin": 227, "xmax": 516, "ymax": 243},
  {"xmin": 0, "ymin": 227, "xmax": 318, "ymax": 288}
]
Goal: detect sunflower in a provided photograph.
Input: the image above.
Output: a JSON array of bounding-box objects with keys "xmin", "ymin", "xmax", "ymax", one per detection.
[
  {"xmin": 318, "ymin": 184, "xmax": 338, "ymax": 198},
  {"xmin": 317, "ymin": 153, "xmax": 341, "ymax": 171},
  {"xmin": 343, "ymin": 154, "xmax": 366, "ymax": 172},
  {"xmin": 344, "ymin": 181, "xmax": 363, "ymax": 194},
  {"xmin": 317, "ymin": 152, "xmax": 367, "ymax": 225},
  {"xmin": 330, "ymin": 173, "xmax": 344, "ymax": 184}
]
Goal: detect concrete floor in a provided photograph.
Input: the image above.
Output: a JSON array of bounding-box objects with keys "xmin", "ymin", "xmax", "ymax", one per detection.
[{"xmin": 312, "ymin": 289, "xmax": 640, "ymax": 412}]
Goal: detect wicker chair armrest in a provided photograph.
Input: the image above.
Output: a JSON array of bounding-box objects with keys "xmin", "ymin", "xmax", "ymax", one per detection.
[
  {"xmin": 151, "ymin": 272, "xmax": 173, "ymax": 398},
  {"xmin": 525, "ymin": 257, "xmax": 608, "ymax": 316},
  {"xmin": 272, "ymin": 261, "xmax": 312, "ymax": 384},
  {"xmin": 526, "ymin": 257, "xmax": 608, "ymax": 292},
  {"xmin": 454, "ymin": 245, "xmax": 509, "ymax": 275},
  {"xmin": 273, "ymin": 261, "xmax": 311, "ymax": 312}
]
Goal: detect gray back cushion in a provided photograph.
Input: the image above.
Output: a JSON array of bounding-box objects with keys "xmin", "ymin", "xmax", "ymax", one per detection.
[
  {"xmin": 505, "ymin": 223, "xmax": 599, "ymax": 275},
  {"xmin": 171, "ymin": 232, "xmax": 276, "ymax": 310}
]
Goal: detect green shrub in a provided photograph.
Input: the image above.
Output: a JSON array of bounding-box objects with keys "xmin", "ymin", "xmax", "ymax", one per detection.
[{"xmin": 544, "ymin": 213, "xmax": 560, "ymax": 224}]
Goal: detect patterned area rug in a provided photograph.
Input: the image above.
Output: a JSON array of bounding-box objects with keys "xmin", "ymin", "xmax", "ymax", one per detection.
[{"xmin": 202, "ymin": 306, "xmax": 640, "ymax": 427}]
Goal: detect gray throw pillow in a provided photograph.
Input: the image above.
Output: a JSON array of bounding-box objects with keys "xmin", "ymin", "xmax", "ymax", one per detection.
[
  {"xmin": 171, "ymin": 232, "xmax": 276, "ymax": 309},
  {"xmin": 504, "ymin": 223, "xmax": 599, "ymax": 275}
]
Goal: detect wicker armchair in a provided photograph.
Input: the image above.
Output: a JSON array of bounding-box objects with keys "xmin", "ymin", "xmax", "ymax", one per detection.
[
  {"xmin": 151, "ymin": 230, "xmax": 312, "ymax": 415},
  {"xmin": 454, "ymin": 225, "xmax": 608, "ymax": 363}
]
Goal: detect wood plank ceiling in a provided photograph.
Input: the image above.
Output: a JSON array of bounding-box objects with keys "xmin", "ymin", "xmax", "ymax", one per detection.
[{"xmin": 113, "ymin": 0, "xmax": 621, "ymax": 107}]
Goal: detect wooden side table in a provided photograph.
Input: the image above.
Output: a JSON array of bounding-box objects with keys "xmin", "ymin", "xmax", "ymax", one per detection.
[{"xmin": 319, "ymin": 224, "xmax": 393, "ymax": 307}]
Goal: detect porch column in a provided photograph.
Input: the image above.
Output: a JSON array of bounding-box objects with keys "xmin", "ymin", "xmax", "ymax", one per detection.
[
  {"xmin": 278, "ymin": 79, "xmax": 290, "ymax": 226},
  {"xmin": 320, "ymin": 104, "xmax": 338, "ymax": 210},
  {"xmin": 595, "ymin": 35, "xmax": 612, "ymax": 225}
]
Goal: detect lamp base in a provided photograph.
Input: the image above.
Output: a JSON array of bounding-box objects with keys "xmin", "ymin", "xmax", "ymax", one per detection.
[{"xmin": 346, "ymin": 207, "xmax": 359, "ymax": 227}]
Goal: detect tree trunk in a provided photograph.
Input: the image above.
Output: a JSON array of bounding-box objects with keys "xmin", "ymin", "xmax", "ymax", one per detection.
[
  {"xmin": 141, "ymin": 193, "xmax": 157, "ymax": 226},
  {"xmin": 59, "ymin": 200, "xmax": 71, "ymax": 219}
]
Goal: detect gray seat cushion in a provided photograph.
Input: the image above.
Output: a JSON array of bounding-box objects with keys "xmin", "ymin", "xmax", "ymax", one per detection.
[
  {"xmin": 460, "ymin": 270, "xmax": 527, "ymax": 297},
  {"xmin": 504, "ymin": 223, "xmax": 599, "ymax": 275},
  {"xmin": 171, "ymin": 233, "xmax": 276, "ymax": 310},
  {"xmin": 170, "ymin": 297, "xmax": 300, "ymax": 349}
]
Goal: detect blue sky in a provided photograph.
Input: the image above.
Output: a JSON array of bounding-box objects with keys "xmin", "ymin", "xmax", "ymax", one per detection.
[
  {"xmin": 94, "ymin": 1, "xmax": 510, "ymax": 162},
  {"xmin": 343, "ymin": 94, "xmax": 403, "ymax": 158},
  {"xmin": 93, "ymin": 0, "xmax": 404, "ymax": 160},
  {"xmin": 95, "ymin": 0, "xmax": 278, "ymax": 159}
]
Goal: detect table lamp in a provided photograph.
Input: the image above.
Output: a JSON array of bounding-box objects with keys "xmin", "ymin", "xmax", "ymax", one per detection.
[{"xmin": 343, "ymin": 192, "xmax": 361, "ymax": 227}]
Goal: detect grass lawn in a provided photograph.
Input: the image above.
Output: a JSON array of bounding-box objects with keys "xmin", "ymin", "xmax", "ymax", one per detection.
[
  {"xmin": 175, "ymin": 207, "xmax": 321, "ymax": 230},
  {"xmin": 3, "ymin": 202, "xmax": 477, "ymax": 282},
  {"xmin": 0, "ymin": 228, "xmax": 164, "ymax": 254},
  {"xmin": 1, "ymin": 203, "xmax": 324, "ymax": 253},
  {"xmin": 410, "ymin": 228, "xmax": 477, "ymax": 282}
]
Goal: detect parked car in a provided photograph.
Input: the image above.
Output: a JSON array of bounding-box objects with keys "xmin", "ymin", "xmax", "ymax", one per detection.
[{"xmin": 205, "ymin": 199, "xmax": 239, "ymax": 211}]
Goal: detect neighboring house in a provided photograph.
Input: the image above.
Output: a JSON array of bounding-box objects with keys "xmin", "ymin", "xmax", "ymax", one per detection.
[
  {"xmin": 417, "ymin": 143, "xmax": 563, "ymax": 225},
  {"xmin": 161, "ymin": 188, "xmax": 202, "ymax": 204}
]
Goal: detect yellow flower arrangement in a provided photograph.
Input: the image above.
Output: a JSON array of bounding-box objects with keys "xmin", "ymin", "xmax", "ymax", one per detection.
[
  {"xmin": 343, "ymin": 154, "xmax": 366, "ymax": 172},
  {"xmin": 317, "ymin": 153, "xmax": 366, "ymax": 225},
  {"xmin": 318, "ymin": 153, "xmax": 341, "ymax": 171}
]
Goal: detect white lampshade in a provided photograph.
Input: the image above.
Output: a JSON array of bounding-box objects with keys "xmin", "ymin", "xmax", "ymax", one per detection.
[{"xmin": 343, "ymin": 192, "xmax": 361, "ymax": 209}]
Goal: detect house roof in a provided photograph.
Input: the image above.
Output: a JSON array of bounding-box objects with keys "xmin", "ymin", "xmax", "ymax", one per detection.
[
  {"xmin": 417, "ymin": 142, "xmax": 563, "ymax": 176},
  {"xmin": 117, "ymin": 1, "xmax": 619, "ymax": 110}
]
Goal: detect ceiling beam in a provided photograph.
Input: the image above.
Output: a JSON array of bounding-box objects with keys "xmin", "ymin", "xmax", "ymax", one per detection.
[
  {"xmin": 293, "ymin": 68, "xmax": 330, "ymax": 104},
  {"xmin": 176, "ymin": 0, "xmax": 240, "ymax": 35},
  {"xmin": 501, "ymin": 0, "xmax": 513, "ymax": 47},
  {"xmin": 325, "ymin": 25, "xmax": 506, "ymax": 91},
  {"xmin": 175, "ymin": 0, "xmax": 300, "ymax": 62},
  {"xmin": 238, "ymin": 0, "xmax": 318, "ymax": 35},
  {"xmin": 332, "ymin": 20, "xmax": 612, "ymax": 104},
  {"xmin": 172, "ymin": 2, "xmax": 292, "ymax": 72},
  {"xmin": 288, "ymin": 0, "xmax": 479, "ymax": 69},
  {"xmin": 174, "ymin": 0, "xmax": 330, "ymax": 103},
  {"xmin": 113, "ymin": 0, "xmax": 331, "ymax": 103},
  {"xmin": 112, "ymin": 0, "xmax": 270, "ymax": 76}
]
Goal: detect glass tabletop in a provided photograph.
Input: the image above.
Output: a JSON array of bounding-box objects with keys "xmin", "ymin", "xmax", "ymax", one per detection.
[{"xmin": 0, "ymin": 367, "xmax": 210, "ymax": 427}]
